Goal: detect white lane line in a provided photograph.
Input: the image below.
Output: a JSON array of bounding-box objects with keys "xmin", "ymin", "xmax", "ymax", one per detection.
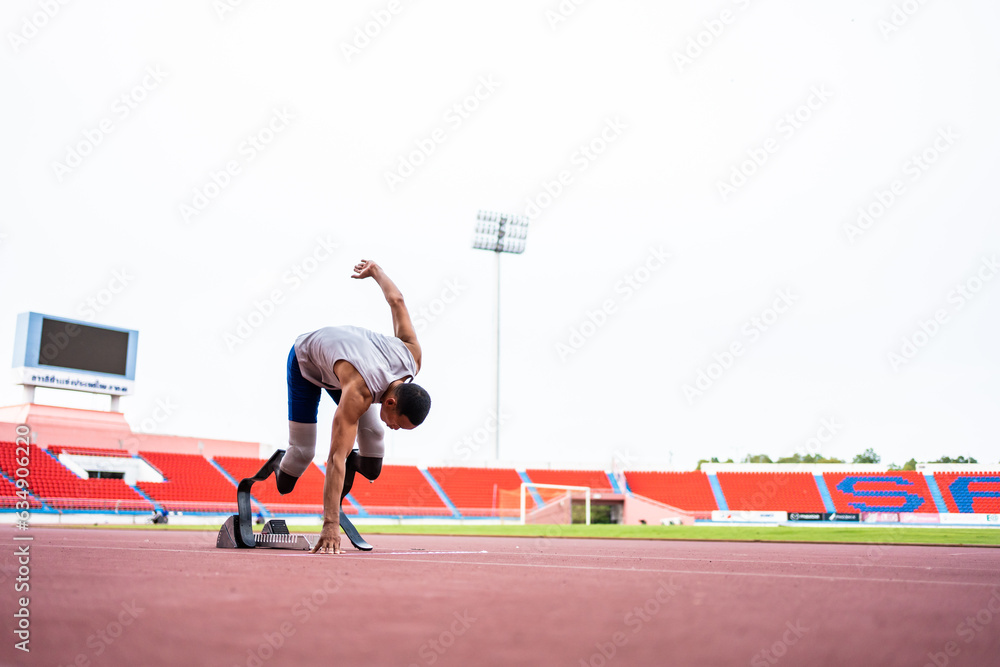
[
  {"xmin": 347, "ymin": 556, "xmax": 1000, "ymax": 588},
  {"xmin": 29, "ymin": 542, "xmax": 992, "ymax": 586},
  {"xmin": 351, "ymin": 550, "xmax": 488, "ymax": 555},
  {"xmin": 28, "ymin": 544, "xmax": 999, "ymax": 586},
  {"xmin": 29, "ymin": 544, "xmax": 490, "ymax": 557},
  {"xmin": 283, "ymin": 550, "xmax": 490, "ymax": 557},
  {"xmin": 33, "ymin": 545, "xmax": 217, "ymax": 555},
  {"xmin": 496, "ymin": 550, "xmax": 1000, "ymax": 573}
]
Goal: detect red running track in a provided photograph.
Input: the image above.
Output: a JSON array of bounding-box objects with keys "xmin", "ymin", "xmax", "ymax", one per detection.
[{"xmin": 1, "ymin": 526, "xmax": 999, "ymax": 666}]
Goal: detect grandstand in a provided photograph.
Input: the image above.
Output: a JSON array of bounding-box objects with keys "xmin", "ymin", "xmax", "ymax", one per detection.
[
  {"xmin": 623, "ymin": 471, "xmax": 718, "ymax": 514},
  {"xmin": 0, "ymin": 442, "xmax": 152, "ymax": 512},
  {"xmin": 716, "ymin": 471, "xmax": 826, "ymax": 513},
  {"xmin": 344, "ymin": 464, "xmax": 452, "ymax": 516},
  {"xmin": 1, "ymin": 406, "xmax": 998, "ymax": 525},
  {"xmin": 523, "ymin": 468, "xmax": 615, "ymax": 492},
  {"xmin": 0, "ymin": 474, "xmax": 42, "ymax": 509},
  {"xmin": 426, "ymin": 465, "xmax": 533, "ymax": 517},
  {"xmin": 137, "ymin": 451, "xmax": 243, "ymax": 513},
  {"xmin": 213, "ymin": 456, "xmax": 357, "ymax": 515},
  {"xmin": 823, "ymin": 471, "xmax": 940, "ymax": 514},
  {"xmin": 935, "ymin": 472, "xmax": 1000, "ymax": 514}
]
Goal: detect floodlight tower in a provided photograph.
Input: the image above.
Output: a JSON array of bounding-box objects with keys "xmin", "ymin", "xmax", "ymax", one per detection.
[{"xmin": 472, "ymin": 210, "xmax": 529, "ymax": 461}]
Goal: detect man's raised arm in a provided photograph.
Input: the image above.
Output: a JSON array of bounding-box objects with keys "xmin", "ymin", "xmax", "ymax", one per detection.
[{"xmin": 351, "ymin": 259, "xmax": 421, "ymax": 371}]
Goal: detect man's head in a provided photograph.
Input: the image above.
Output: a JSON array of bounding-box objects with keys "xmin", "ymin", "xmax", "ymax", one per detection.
[{"xmin": 381, "ymin": 382, "xmax": 431, "ymax": 430}]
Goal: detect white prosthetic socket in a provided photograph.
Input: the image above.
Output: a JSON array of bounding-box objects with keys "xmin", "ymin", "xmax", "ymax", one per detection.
[
  {"xmin": 279, "ymin": 421, "xmax": 317, "ymax": 478},
  {"xmin": 355, "ymin": 404, "xmax": 385, "ymax": 459}
]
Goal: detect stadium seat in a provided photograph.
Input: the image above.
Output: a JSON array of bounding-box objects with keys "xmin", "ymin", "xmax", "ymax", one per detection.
[
  {"xmin": 823, "ymin": 472, "xmax": 938, "ymax": 513},
  {"xmin": 214, "ymin": 456, "xmax": 357, "ymax": 515},
  {"xmin": 716, "ymin": 472, "xmax": 826, "ymax": 512},
  {"xmin": 623, "ymin": 471, "xmax": 718, "ymax": 511},
  {"xmin": 345, "ymin": 464, "xmax": 452, "ymax": 516},
  {"xmin": 426, "ymin": 466, "xmax": 534, "ymax": 517},
  {"xmin": 0, "ymin": 474, "xmax": 43, "ymax": 509},
  {"xmin": 933, "ymin": 473, "xmax": 1000, "ymax": 513},
  {"xmin": 0, "ymin": 442, "xmax": 152, "ymax": 511},
  {"xmin": 137, "ymin": 451, "xmax": 239, "ymax": 513}
]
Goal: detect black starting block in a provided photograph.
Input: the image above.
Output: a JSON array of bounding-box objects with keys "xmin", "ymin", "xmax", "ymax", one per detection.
[
  {"xmin": 217, "ymin": 516, "xmax": 311, "ymax": 550},
  {"xmin": 216, "ymin": 450, "xmax": 311, "ymax": 551}
]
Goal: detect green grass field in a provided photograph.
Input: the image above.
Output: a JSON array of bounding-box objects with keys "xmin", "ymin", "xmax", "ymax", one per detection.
[{"xmin": 50, "ymin": 522, "xmax": 1000, "ymax": 547}]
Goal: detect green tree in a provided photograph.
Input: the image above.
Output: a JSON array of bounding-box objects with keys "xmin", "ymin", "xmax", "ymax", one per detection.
[
  {"xmin": 695, "ymin": 457, "xmax": 733, "ymax": 470},
  {"xmin": 931, "ymin": 456, "xmax": 978, "ymax": 464},
  {"xmin": 775, "ymin": 453, "xmax": 845, "ymax": 464},
  {"xmin": 902, "ymin": 458, "xmax": 917, "ymax": 471},
  {"xmin": 852, "ymin": 448, "xmax": 881, "ymax": 464},
  {"xmin": 742, "ymin": 454, "xmax": 773, "ymax": 464}
]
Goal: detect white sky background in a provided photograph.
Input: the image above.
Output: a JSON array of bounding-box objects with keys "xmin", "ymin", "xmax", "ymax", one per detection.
[{"xmin": 1, "ymin": 1, "xmax": 998, "ymax": 470}]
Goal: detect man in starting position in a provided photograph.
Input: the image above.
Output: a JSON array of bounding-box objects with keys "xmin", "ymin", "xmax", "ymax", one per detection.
[{"xmin": 276, "ymin": 259, "xmax": 430, "ymax": 554}]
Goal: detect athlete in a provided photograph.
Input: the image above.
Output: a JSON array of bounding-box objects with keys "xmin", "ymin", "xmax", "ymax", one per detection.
[{"xmin": 276, "ymin": 259, "xmax": 430, "ymax": 554}]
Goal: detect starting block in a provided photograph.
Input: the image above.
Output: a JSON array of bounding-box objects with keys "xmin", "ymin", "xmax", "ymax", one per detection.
[
  {"xmin": 215, "ymin": 448, "xmax": 375, "ymax": 552},
  {"xmin": 216, "ymin": 450, "xmax": 312, "ymax": 551},
  {"xmin": 216, "ymin": 516, "xmax": 311, "ymax": 550}
]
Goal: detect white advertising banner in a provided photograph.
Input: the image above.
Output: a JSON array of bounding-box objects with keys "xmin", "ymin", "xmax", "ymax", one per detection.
[
  {"xmin": 13, "ymin": 367, "xmax": 134, "ymax": 396},
  {"xmin": 712, "ymin": 511, "xmax": 788, "ymax": 523},
  {"xmin": 938, "ymin": 513, "xmax": 1000, "ymax": 525}
]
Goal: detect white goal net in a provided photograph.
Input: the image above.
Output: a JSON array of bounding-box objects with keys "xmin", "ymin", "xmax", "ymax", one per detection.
[{"xmin": 519, "ymin": 483, "xmax": 591, "ymax": 525}]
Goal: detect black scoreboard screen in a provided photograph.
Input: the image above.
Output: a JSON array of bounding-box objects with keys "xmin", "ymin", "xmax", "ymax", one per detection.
[{"xmin": 38, "ymin": 317, "xmax": 130, "ymax": 376}]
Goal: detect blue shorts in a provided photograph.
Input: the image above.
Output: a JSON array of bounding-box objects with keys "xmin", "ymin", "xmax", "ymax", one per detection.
[{"xmin": 287, "ymin": 346, "xmax": 341, "ymax": 423}]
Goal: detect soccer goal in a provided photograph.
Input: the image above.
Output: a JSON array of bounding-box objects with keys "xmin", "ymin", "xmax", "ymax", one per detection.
[{"xmin": 520, "ymin": 483, "xmax": 591, "ymax": 526}]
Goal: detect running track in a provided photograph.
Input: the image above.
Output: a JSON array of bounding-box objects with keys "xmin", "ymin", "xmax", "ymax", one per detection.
[{"xmin": 2, "ymin": 526, "xmax": 999, "ymax": 666}]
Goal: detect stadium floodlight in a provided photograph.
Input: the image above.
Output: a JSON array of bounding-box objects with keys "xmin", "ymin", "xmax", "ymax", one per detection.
[{"xmin": 472, "ymin": 210, "xmax": 530, "ymax": 461}]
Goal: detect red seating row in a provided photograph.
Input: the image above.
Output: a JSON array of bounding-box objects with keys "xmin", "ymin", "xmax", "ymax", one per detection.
[
  {"xmin": 625, "ymin": 472, "xmax": 718, "ymax": 511},
  {"xmin": 935, "ymin": 473, "xmax": 1000, "ymax": 514},
  {"xmin": 0, "ymin": 442, "xmax": 151, "ymax": 511},
  {"xmin": 346, "ymin": 464, "xmax": 450, "ymax": 515},
  {"xmin": 0, "ymin": 475, "xmax": 43, "ymax": 509},
  {"xmin": 1, "ymin": 442, "xmax": 997, "ymax": 516},
  {"xmin": 427, "ymin": 466, "xmax": 534, "ymax": 517},
  {"xmin": 717, "ymin": 472, "xmax": 826, "ymax": 512},
  {"xmin": 823, "ymin": 472, "xmax": 939, "ymax": 513},
  {"xmin": 137, "ymin": 451, "xmax": 240, "ymax": 513},
  {"xmin": 213, "ymin": 457, "xmax": 356, "ymax": 515},
  {"xmin": 525, "ymin": 469, "xmax": 614, "ymax": 492}
]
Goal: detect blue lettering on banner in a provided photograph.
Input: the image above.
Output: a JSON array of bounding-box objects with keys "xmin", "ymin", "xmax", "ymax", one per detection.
[
  {"xmin": 835, "ymin": 476, "xmax": 926, "ymax": 512},
  {"xmin": 948, "ymin": 476, "xmax": 1000, "ymax": 513}
]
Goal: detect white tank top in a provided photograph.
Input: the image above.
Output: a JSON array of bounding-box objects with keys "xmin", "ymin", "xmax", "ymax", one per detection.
[{"xmin": 294, "ymin": 326, "xmax": 417, "ymax": 402}]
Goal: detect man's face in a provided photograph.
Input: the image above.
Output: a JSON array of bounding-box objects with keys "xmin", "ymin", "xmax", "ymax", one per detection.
[{"xmin": 380, "ymin": 400, "xmax": 416, "ymax": 431}]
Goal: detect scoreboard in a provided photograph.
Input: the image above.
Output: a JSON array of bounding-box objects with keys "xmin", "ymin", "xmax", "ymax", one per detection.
[{"xmin": 12, "ymin": 312, "xmax": 138, "ymax": 396}]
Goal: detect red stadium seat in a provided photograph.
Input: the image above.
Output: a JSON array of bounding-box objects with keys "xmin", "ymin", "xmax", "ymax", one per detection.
[
  {"xmin": 716, "ymin": 472, "xmax": 826, "ymax": 512},
  {"xmin": 213, "ymin": 456, "xmax": 357, "ymax": 515},
  {"xmin": 137, "ymin": 451, "xmax": 239, "ymax": 513},
  {"xmin": 523, "ymin": 469, "xmax": 614, "ymax": 493},
  {"xmin": 345, "ymin": 465, "xmax": 451, "ymax": 516},
  {"xmin": 0, "ymin": 442, "xmax": 152, "ymax": 511},
  {"xmin": 624, "ymin": 471, "xmax": 718, "ymax": 511},
  {"xmin": 427, "ymin": 466, "xmax": 533, "ymax": 517},
  {"xmin": 934, "ymin": 473, "xmax": 1000, "ymax": 513}
]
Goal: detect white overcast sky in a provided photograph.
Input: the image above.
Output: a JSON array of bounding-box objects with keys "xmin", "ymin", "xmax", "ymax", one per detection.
[{"xmin": 2, "ymin": 1, "xmax": 998, "ymax": 470}]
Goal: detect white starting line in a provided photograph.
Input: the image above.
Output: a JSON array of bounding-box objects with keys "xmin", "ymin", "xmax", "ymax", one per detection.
[{"xmin": 292, "ymin": 549, "xmax": 490, "ymax": 556}]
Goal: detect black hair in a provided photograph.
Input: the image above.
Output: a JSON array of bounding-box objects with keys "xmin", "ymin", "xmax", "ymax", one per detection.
[{"xmin": 395, "ymin": 383, "xmax": 431, "ymax": 426}]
